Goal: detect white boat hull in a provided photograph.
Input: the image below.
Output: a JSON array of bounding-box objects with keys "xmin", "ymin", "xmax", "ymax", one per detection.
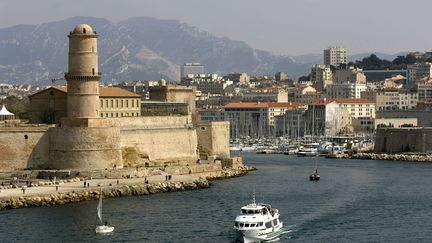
[
  {"xmin": 95, "ymin": 225, "xmax": 115, "ymax": 234},
  {"xmin": 237, "ymin": 222, "xmax": 283, "ymax": 243}
]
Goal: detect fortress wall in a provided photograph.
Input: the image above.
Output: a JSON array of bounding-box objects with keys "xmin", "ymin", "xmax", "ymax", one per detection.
[
  {"xmin": 118, "ymin": 115, "xmax": 192, "ymax": 128},
  {"xmin": 49, "ymin": 127, "xmax": 122, "ymax": 170},
  {"xmin": 0, "ymin": 127, "xmax": 50, "ymax": 171},
  {"xmin": 120, "ymin": 127, "xmax": 198, "ymax": 163},
  {"xmin": 374, "ymin": 127, "xmax": 432, "ymax": 153},
  {"xmin": 196, "ymin": 121, "xmax": 230, "ymax": 159}
]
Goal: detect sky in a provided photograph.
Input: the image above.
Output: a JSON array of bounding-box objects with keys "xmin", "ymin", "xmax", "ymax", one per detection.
[{"xmin": 0, "ymin": 0, "xmax": 431, "ymax": 56}]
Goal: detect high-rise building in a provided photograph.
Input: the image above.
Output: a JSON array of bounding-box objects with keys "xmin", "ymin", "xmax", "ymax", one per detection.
[
  {"xmin": 181, "ymin": 63, "xmax": 204, "ymax": 79},
  {"xmin": 324, "ymin": 47, "xmax": 347, "ymax": 67}
]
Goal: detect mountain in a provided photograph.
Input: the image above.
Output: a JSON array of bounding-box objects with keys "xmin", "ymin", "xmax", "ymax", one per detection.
[{"xmin": 0, "ymin": 16, "xmax": 311, "ymax": 85}]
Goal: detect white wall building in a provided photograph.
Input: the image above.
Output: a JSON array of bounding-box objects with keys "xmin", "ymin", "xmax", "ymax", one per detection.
[{"xmin": 326, "ymin": 83, "xmax": 367, "ymax": 99}]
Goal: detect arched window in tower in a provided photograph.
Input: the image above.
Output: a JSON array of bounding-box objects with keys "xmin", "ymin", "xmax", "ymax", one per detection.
[
  {"xmin": 83, "ymin": 28, "xmax": 86, "ymax": 34},
  {"xmin": 92, "ymin": 68, "xmax": 95, "ymax": 75}
]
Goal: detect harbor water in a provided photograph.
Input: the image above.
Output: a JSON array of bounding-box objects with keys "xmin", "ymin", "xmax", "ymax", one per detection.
[{"xmin": 1, "ymin": 153, "xmax": 432, "ymax": 242}]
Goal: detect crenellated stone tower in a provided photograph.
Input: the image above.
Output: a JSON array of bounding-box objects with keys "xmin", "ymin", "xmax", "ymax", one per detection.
[{"xmin": 48, "ymin": 24, "xmax": 123, "ymax": 170}]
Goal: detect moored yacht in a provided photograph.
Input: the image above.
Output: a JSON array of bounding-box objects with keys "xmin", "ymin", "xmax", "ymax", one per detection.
[{"xmin": 234, "ymin": 197, "xmax": 283, "ymax": 243}]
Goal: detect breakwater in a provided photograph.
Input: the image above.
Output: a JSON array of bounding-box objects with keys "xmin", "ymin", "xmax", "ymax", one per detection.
[
  {"xmin": 0, "ymin": 165, "xmax": 255, "ymax": 210},
  {"xmin": 0, "ymin": 179, "xmax": 210, "ymax": 210},
  {"xmin": 351, "ymin": 152, "xmax": 432, "ymax": 162}
]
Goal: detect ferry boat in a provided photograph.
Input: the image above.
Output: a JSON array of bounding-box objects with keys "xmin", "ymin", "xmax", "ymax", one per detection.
[{"xmin": 234, "ymin": 196, "xmax": 283, "ymax": 243}]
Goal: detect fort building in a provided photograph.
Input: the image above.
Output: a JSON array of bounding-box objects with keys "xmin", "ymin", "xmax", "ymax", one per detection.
[
  {"xmin": 0, "ymin": 24, "xmax": 232, "ymax": 172},
  {"xmin": 29, "ymin": 86, "xmax": 142, "ymax": 124}
]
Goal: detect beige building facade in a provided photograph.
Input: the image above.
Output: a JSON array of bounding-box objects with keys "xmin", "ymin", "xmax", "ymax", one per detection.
[
  {"xmin": 324, "ymin": 47, "xmax": 347, "ymax": 67},
  {"xmin": 333, "ymin": 67, "xmax": 366, "ymax": 84},
  {"xmin": 361, "ymin": 90, "xmax": 418, "ymax": 111},
  {"xmin": 29, "ymin": 86, "xmax": 141, "ymax": 123}
]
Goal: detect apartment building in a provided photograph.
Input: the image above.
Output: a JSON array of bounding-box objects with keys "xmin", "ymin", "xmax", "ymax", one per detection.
[
  {"xmin": 407, "ymin": 62, "xmax": 432, "ymax": 83},
  {"xmin": 417, "ymin": 83, "xmax": 432, "ymax": 100},
  {"xmin": 361, "ymin": 89, "xmax": 418, "ymax": 111},
  {"xmin": 333, "ymin": 67, "xmax": 366, "ymax": 84},
  {"xmin": 310, "ymin": 64, "xmax": 332, "ymax": 90},
  {"xmin": 324, "ymin": 47, "xmax": 347, "ymax": 67},
  {"xmin": 222, "ymin": 102, "xmax": 299, "ymax": 138},
  {"xmin": 326, "ymin": 83, "xmax": 367, "ymax": 99}
]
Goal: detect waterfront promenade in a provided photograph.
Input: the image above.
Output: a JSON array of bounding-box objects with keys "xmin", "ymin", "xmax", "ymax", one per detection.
[{"xmin": 0, "ymin": 174, "xmax": 201, "ymax": 199}]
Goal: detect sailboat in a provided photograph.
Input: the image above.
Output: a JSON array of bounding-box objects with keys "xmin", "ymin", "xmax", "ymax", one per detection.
[
  {"xmin": 95, "ymin": 192, "xmax": 115, "ymax": 234},
  {"xmin": 309, "ymin": 158, "xmax": 320, "ymax": 181}
]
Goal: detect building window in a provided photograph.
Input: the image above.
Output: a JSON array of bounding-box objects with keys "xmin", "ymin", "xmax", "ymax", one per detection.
[
  {"xmin": 83, "ymin": 28, "xmax": 86, "ymax": 34},
  {"xmin": 111, "ymin": 100, "xmax": 113, "ymax": 108},
  {"xmin": 121, "ymin": 100, "xmax": 124, "ymax": 108},
  {"xmin": 116, "ymin": 100, "xmax": 119, "ymax": 108}
]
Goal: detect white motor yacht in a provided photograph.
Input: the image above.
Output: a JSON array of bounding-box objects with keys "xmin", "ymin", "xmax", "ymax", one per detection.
[{"xmin": 234, "ymin": 197, "xmax": 283, "ymax": 243}]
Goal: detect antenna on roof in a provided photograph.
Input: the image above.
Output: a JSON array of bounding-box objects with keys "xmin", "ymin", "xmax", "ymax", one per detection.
[{"xmin": 252, "ymin": 189, "xmax": 256, "ymax": 205}]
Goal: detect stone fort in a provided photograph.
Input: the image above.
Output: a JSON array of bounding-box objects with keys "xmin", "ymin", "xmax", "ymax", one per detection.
[{"xmin": 0, "ymin": 24, "xmax": 233, "ymax": 172}]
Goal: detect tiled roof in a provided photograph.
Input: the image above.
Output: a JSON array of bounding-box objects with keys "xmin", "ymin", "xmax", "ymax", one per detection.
[
  {"xmin": 45, "ymin": 86, "xmax": 141, "ymax": 98},
  {"xmin": 224, "ymin": 102, "xmax": 299, "ymax": 108},
  {"xmin": 312, "ymin": 98, "xmax": 373, "ymax": 105}
]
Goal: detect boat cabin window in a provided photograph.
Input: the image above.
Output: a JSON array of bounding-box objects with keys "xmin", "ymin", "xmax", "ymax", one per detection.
[
  {"xmin": 240, "ymin": 223, "xmax": 244, "ymax": 227},
  {"xmin": 235, "ymin": 222, "xmax": 239, "ymax": 227},
  {"xmin": 245, "ymin": 224, "xmax": 249, "ymax": 227},
  {"xmin": 265, "ymin": 221, "xmax": 272, "ymax": 228},
  {"xmin": 250, "ymin": 223, "xmax": 255, "ymax": 227},
  {"xmin": 242, "ymin": 209, "xmax": 261, "ymax": 214},
  {"xmin": 273, "ymin": 219, "xmax": 278, "ymax": 225}
]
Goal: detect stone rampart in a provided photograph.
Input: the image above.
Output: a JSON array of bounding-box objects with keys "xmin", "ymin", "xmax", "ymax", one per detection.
[
  {"xmin": 0, "ymin": 127, "xmax": 50, "ymax": 171},
  {"xmin": 120, "ymin": 126, "xmax": 198, "ymax": 165},
  {"xmin": 374, "ymin": 127, "xmax": 432, "ymax": 153},
  {"xmin": 49, "ymin": 126, "xmax": 122, "ymax": 170}
]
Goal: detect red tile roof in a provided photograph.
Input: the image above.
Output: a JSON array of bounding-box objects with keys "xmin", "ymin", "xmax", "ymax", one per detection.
[
  {"xmin": 47, "ymin": 86, "xmax": 141, "ymax": 98},
  {"xmin": 312, "ymin": 98, "xmax": 373, "ymax": 105}
]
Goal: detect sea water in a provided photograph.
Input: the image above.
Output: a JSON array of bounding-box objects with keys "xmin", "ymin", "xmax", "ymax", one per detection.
[{"xmin": 1, "ymin": 153, "xmax": 432, "ymax": 242}]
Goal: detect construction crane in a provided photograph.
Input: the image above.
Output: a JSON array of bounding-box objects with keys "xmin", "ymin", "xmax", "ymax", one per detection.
[{"xmin": 50, "ymin": 77, "xmax": 65, "ymax": 83}]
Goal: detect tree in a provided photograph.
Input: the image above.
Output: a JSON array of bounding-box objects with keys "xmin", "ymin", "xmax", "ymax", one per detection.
[{"xmin": 0, "ymin": 96, "xmax": 29, "ymax": 119}]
